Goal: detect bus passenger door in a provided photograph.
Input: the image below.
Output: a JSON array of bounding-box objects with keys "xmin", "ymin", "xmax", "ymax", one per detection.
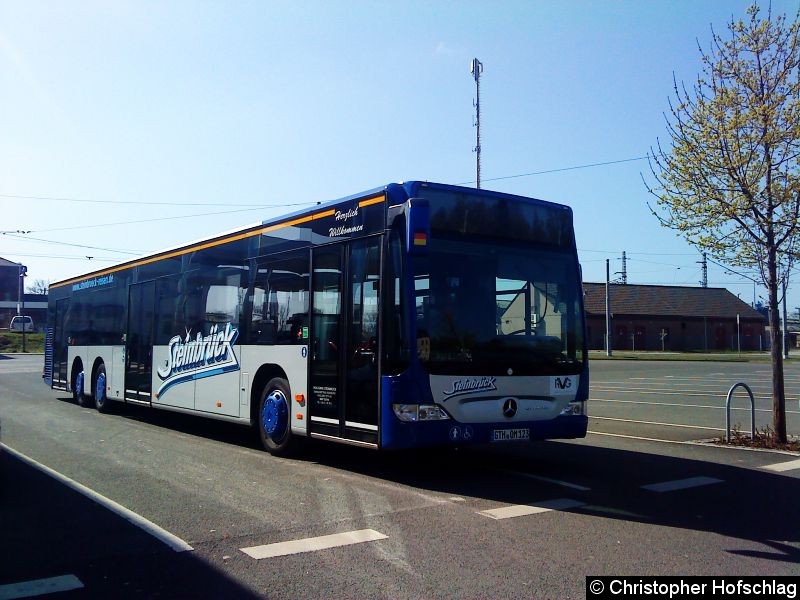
[
  {"xmin": 309, "ymin": 238, "xmax": 381, "ymax": 446},
  {"xmin": 343, "ymin": 238, "xmax": 380, "ymax": 444},
  {"xmin": 52, "ymin": 298, "xmax": 70, "ymax": 389},
  {"xmin": 309, "ymin": 245, "xmax": 343, "ymax": 437},
  {"xmin": 125, "ymin": 280, "xmax": 155, "ymax": 404}
]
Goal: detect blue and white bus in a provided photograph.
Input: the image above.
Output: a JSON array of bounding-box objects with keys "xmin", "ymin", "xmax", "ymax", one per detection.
[{"xmin": 44, "ymin": 182, "xmax": 588, "ymax": 454}]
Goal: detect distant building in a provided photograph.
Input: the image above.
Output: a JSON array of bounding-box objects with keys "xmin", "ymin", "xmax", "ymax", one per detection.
[
  {"xmin": 0, "ymin": 256, "xmax": 47, "ymax": 331},
  {"xmin": 583, "ymin": 283, "xmax": 766, "ymax": 352}
]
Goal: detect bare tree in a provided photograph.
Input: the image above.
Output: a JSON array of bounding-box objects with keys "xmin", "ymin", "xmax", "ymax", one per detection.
[
  {"xmin": 26, "ymin": 278, "xmax": 50, "ymax": 295},
  {"xmin": 645, "ymin": 4, "xmax": 800, "ymax": 443}
]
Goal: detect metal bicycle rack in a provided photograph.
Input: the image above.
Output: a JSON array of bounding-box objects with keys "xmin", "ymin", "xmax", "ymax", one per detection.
[{"xmin": 725, "ymin": 382, "xmax": 755, "ymax": 443}]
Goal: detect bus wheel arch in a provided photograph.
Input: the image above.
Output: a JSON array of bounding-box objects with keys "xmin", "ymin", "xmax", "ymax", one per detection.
[
  {"xmin": 92, "ymin": 360, "xmax": 112, "ymax": 413},
  {"xmin": 250, "ymin": 365, "xmax": 288, "ymax": 424},
  {"xmin": 70, "ymin": 358, "xmax": 89, "ymax": 407},
  {"xmin": 252, "ymin": 366, "xmax": 295, "ymax": 455}
]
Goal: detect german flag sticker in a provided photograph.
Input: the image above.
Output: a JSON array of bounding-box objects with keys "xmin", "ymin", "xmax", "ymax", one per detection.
[{"xmin": 413, "ymin": 232, "xmax": 427, "ymax": 246}]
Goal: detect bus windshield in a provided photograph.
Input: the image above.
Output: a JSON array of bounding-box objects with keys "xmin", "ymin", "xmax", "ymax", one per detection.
[{"xmin": 413, "ymin": 236, "xmax": 584, "ymax": 376}]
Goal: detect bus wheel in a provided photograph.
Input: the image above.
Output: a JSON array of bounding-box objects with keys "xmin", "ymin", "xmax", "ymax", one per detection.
[
  {"xmin": 73, "ymin": 370, "xmax": 90, "ymax": 407},
  {"xmin": 258, "ymin": 378, "xmax": 294, "ymax": 455},
  {"xmin": 94, "ymin": 364, "xmax": 113, "ymax": 414}
]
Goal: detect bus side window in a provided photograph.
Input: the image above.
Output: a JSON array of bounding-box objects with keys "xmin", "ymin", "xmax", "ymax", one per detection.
[{"xmin": 251, "ymin": 253, "xmax": 309, "ymax": 345}]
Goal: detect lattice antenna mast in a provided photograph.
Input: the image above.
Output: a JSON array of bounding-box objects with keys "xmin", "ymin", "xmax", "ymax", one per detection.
[
  {"xmin": 470, "ymin": 58, "xmax": 484, "ymax": 189},
  {"xmin": 698, "ymin": 252, "xmax": 708, "ymax": 287},
  {"xmin": 615, "ymin": 251, "xmax": 628, "ymax": 284}
]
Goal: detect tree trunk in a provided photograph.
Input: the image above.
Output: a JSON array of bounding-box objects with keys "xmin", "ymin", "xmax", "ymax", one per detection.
[{"xmin": 767, "ymin": 246, "xmax": 788, "ymax": 444}]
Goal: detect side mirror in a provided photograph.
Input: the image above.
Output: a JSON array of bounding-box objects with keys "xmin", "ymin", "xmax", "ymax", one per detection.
[{"xmin": 405, "ymin": 198, "xmax": 430, "ymax": 256}]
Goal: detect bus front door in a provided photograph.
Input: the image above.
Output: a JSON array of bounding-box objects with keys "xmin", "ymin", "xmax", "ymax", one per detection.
[
  {"xmin": 309, "ymin": 238, "xmax": 381, "ymax": 446},
  {"xmin": 125, "ymin": 280, "xmax": 155, "ymax": 404}
]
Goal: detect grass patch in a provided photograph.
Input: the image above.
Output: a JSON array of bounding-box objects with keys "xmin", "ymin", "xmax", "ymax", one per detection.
[
  {"xmin": 0, "ymin": 332, "xmax": 45, "ymax": 353},
  {"xmin": 589, "ymin": 350, "xmax": 772, "ymax": 362}
]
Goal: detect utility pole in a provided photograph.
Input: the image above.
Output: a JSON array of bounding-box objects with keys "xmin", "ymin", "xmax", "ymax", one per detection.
[
  {"xmin": 470, "ymin": 58, "xmax": 483, "ymax": 189},
  {"xmin": 698, "ymin": 252, "xmax": 708, "ymax": 287},
  {"xmin": 18, "ymin": 264, "xmax": 27, "ymax": 352},
  {"xmin": 606, "ymin": 259, "xmax": 612, "ymax": 356}
]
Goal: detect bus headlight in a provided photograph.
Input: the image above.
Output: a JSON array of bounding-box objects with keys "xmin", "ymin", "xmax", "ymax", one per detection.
[
  {"xmin": 393, "ymin": 404, "xmax": 451, "ymax": 422},
  {"xmin": 560, "ymin": 401, "xmax": 586, "ymax": 416}
]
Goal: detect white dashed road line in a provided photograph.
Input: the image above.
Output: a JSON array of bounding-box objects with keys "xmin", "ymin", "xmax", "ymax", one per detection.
[
  {"xmin": 241, "ymin": 529, "xmax": 388, "ymax": 560},
  {"xmin": 490, "ymin": 467, "xmax": 591, "ymax": 491},
  {"xmin": 641, "ymin": 476, "xmax": 724, "ymax": 493},
  {"xmin": 478, "ymin": 499, "xmax": 585, "ymax": 520},
  {"xmin": 762, "ymin": 458, "xmax": 800, "ymax": 472},
  {"xmin": 0, "ymin": 575, "xmax": 83, "ymax": 600}
]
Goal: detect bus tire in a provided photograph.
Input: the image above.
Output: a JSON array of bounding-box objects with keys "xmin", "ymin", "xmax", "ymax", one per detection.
[
  {"xmin": 94, "ymin": 364, "xmax": 113, "ymax": 414},
  {"xmin": 258, "ymin": 378, "xmax": 295, "ymax": 455},
  {"xmin": 73, "ymin": 369, "xmax": 90, "ymax": 407}
]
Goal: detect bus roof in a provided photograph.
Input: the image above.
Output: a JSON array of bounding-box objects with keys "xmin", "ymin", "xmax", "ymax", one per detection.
[{"xmin": 49, "ymin": 181, "xmax": 570, "ymax": 289}]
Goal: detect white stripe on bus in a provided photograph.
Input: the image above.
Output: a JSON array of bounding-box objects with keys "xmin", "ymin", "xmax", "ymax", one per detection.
[{"xmin": 344, "ymin": 421, "xmax": 379, "ymax": 431}]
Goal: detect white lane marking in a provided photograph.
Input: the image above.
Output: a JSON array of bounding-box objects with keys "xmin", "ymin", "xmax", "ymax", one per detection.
[
  {"xmin": 490, "ymin": 467, "xmax": 591, "ymax": 491},
  {"xmin": 587, "ymin": 430, "xmax": 687, "ymax": 444},
  {"xmin": 641, "ymin": 476, "xmax": 724, "ymax": 493},
  {"xmin": 762, "ymin": 458, "xmax": 800, "ymax": 472},
  {"xmin": 0, "ymin": 574, "xmax": 83, "ymax": 599},
  {"xmin": 479, "ymin": 499, "xmax": 585, "ymax": 520},
  {"xmin": 590, "ymin": 398, "xmax": 800, "ymax": 415},
  {"xmin": 1, "ymin": 443, "xmax": 193, "ymax": 553},
  {"xmin": 241, "ymin": 529, "xmax": 387, "ymax": 559},
  {"xmin": 590, "ymin": 416, "xmax": 724, "ymax": 431},
  {"xmin": 625, "ymin": 375, "xmax": 798, "ymax": 382},
  {"xmin": 592, "ymin": 387, "xmax": 797, "ymax": 401}
]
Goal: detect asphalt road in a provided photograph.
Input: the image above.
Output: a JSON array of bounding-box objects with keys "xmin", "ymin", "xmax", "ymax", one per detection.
[
  {"xmin": 588, "ymin": 359, "xmax": 800, "ymax": 442},
  {"xmin": 1, "ymin": 354, "xmax": 799, "ymax": 599}
]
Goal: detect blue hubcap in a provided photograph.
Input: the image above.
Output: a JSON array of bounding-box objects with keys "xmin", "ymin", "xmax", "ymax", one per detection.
[
  {"xmin": 262, "ymin": 390, "xmax": 288, "ymax": 440},
  {"xmin": 96, "ymin": 373, "xmax": 106, "ymax": 404},
  {"xmin": 75, "ymin": 372, "xmax": 84, "ymax": 397}
]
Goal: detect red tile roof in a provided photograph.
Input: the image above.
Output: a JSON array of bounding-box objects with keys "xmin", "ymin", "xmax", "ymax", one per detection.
[{"xmin": 583, "ymin": 283, "xmax": 764, "ymax": 320}]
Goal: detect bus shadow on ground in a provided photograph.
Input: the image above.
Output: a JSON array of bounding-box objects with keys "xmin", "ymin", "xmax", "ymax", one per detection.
[
  {"xmin": 300, "ymin": 440, "xmax": 800, "ymax": 566},
  {"xmin": 54, "ymin": 395, "xmax": 264, "ymax": 450},
  {"xmin": 52, "ymin": 395, "xmax": 800, "ymax": 566}
]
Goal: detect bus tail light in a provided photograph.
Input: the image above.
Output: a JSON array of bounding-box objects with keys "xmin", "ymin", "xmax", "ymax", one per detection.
[{"xmin": 393, "ymin": 404, "xmax": 450, "ymax": 422}]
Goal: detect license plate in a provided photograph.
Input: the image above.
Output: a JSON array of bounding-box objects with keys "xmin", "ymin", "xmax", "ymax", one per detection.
[{"xmin": 492, "ymin": 428, "xmax": 530, "ymax": 442}]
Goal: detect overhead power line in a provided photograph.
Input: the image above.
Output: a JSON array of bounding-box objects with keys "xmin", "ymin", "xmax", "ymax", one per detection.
[
  {"xmin": 456, "ymin": 156, "xmax": 648, "ymax": 186},
  {"xmin": 0, "ymin": 193, "xmax": 317, "ymax": 209},
  {"xmin": 1, "ymin": 232, "xmax": 141, "ymax": 255},
  {"xmin": 0, "ymin": 252, "xmax": 119, "ymax": 261},
  {"xmin": 32, "ymin": 206, "xmax": 277, "ymax": 234}
]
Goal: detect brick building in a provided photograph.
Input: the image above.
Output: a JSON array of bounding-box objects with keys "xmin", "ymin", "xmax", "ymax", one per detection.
[{"xmin": 583, "ymin": 283, "xmax": 766, "ymax": 352}]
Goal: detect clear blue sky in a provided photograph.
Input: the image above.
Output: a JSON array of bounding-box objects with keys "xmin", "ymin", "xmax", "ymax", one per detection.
[{"xmin": 1, "ymin": 1, "xmax": 798, "ymax": 313}]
